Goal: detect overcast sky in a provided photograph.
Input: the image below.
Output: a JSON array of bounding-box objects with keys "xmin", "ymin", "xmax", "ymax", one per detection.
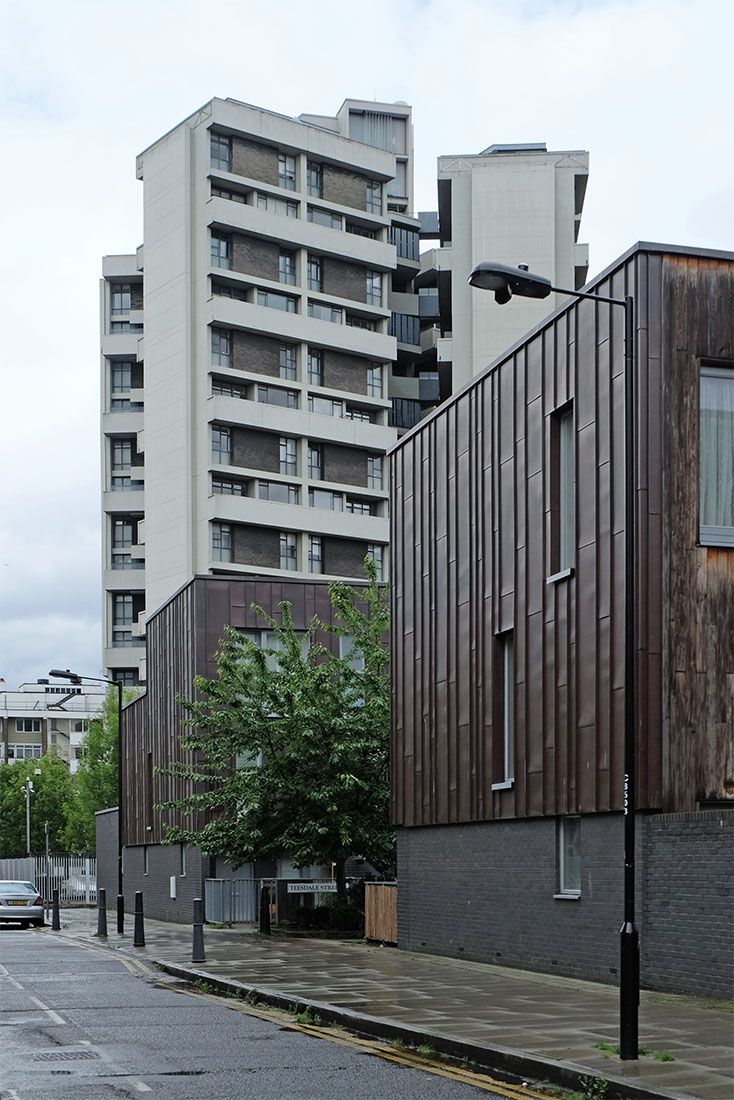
[{"xmin": 0, "ymin": 0, "xmax": 731, "ymax": 692}]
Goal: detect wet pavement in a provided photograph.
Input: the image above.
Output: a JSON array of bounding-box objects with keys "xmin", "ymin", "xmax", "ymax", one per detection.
[{"xmin": 44, "ymin": 908, "xmax": 733, "ymax": 1100}]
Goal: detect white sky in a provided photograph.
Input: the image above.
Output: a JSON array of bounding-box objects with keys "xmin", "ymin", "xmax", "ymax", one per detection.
[{"xmin": 1, "ymin": 0, "xmax": 731, "ymax": 691}]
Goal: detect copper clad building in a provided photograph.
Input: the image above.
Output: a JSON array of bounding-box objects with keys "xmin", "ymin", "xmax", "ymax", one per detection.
[{"xmin": 389, "ymin": 242, "xmax": 734, "ymax": 997}]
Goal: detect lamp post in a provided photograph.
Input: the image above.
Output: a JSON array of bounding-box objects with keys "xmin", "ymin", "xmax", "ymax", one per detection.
[
  {"xmin": 468, "ymin": 261, "xmax": 639, "ymax": 1061},
  {"xmin": 49, "ymin": 669, "xmax": 125, "ymax": 934},
  {"xmin": 20, "ymin": 776, "xmax": 34, "ymax": 854}
]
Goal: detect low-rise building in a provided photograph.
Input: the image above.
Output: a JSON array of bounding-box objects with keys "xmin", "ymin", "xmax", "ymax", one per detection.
[{"xmin": 0, "ymin": 681, "xmax": 106, "ymax": 773}]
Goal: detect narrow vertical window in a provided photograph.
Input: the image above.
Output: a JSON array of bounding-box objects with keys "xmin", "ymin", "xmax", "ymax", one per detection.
[
  {"xmin": 492, "ymin": 631, "xmax": 514, "ymax": 788},
  {"xmin": 211, "ymin": 426, "xmax": 231, "ymax": 465},
  {"xmin": 280, "ymin": 532, "xmax": 297, "ymax": 571},
  {"xmin": 279, "ymin": 249, "xmax": 296, "ymax": 286},
  {"xmin": 212, "ymin": 522, "xmax": 233, "ymax": 562},
  {"xmin": 366, "ymin": 270, "xmax": 382, "ymax": 306},
  {"xmin": 307, "ymin": 348, "xmax": 323, "ymax": 386},
  {"xmin": 559, "ymin": 817, "xmax": 581, "ymax": 896},
  {"xmin": 367, "ymin": 364, "xmax": 383, "ymax": 398},
  {"xmin": 210, "ymin": 231, "xmax": 231, "ymax": 269},
  {"xmin": 367, "ymin": 455, "xmax": 383, "ymax": 489},
  {"xmin": 210, "ymin": 132, "xmax": 231, "ymax": 171},
  {"xmin": 366, "ymin": 543, "xmax": 385, "ymax": 581},
  {"xmin": 211, "ymin": 328, "xmax": 231, "ymax": 367},
  {"xmin": 308, "ymin": 536, "xmax": 323, "ymax": 574},
  {"xmin": 549, "ymin": 403, "xmax": 575, "ymax": 577},
  {"xmin": 308, "ymin": 444, "xmax": 323, "ymax": 480},
  {"xmin": 307, "ymin": 255, "xmax": 323, "ymax": 292},
  {"xmin": 279, "ymin": 154, "xmax": 296, "ymax": 190},
  {"xmin": 279, "ymin": 344, "xmax": 296, "ymax": 380},
  {"xmin": 700, "ymin": 363, "xmax": 734, "ymax": 546},
  {"xmin": 307, "ymin": 161, "xmax": 323, "ymax": 198},
  {"xmin": 366, "ymin": 179, "xmax": 382, "ymax": 213},
  {"xmin": 279, "ymin": 436, "xmax": 297, "ymax": 475}
]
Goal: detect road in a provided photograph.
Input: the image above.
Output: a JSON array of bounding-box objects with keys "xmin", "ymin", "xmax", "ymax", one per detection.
[{"xmin": 0, "ymin": 927, "xmax": 547, "ymax": 1100}]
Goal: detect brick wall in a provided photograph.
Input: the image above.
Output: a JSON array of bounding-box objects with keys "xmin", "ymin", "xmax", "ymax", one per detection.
[
  {"xmin": 122, "ymin": 843, "xmax": 210, "ymax": 923},
  {"xmin": 323, "ymin": 258, "xmax": 366, "ymax": 303},
  {"xmin": 323, "ymin": 443, "xmax": 367, "ymax": 486},
  {"xmin": 642, "ymin": 811, "xmax": 733, "ymax": 998},
  {"xmin": 324, "ymin": 351, "xmax": 369, "ymax": 395},
  {"xmin": 232, "ymin": 333, "xmax": 284, "ymax": 378},
  {"xmin": 232, "ymin": 234, "xmax": 279, "ymax": 281},
  {"xmin": 233, "ymin": 525, "xmax": 279, "ymax": 569},
  {"xmin": 232, "ymin": 137, "xmax": 279, "ymax": 186},
  {"xmin": 323, "ymin": 164, "xmax": 367, "ymax": 211},
  {"xmin": 397, "ymin": 812, "xmax": 733, "ymax": 997},
  {"xmin": 325, "ymin": 538, "xmax": 370, "ymax": 579},
  {"xmin": 95, "ymin": 808, "xmax": 119, "ymax": 903},
  {"xmin": 232, "ymin": 428, "xmax": 279, "ymax": 472}
]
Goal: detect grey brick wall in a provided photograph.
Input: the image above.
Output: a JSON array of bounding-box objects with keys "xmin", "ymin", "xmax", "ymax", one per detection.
[
  {"xmin": 323, "ymin": 443, "xmax": 367, "ymax": 486},
  {"xmin": 323, "ymin": 164, "xmax": 367, "ymax": 211},
  {"xmin": 397, "ymin": 811, "xmax": 733, "ymax": 997},
  {"xmin": 122, "ymin": 843, "xmax": 210, "ymax": 923},
  {"xmin": 325, "ymin": 538, "xmax": 370, "ymax": 579},
  {"xmin": 95, "ymin": 808, "xmax": 119, "ymax": 904},
  {"xmin": 324, "ymin": 258, "xmax": 366, "ymax": 303},
  {"xmin": 233, "ymin": 525, "xmax": 279, "ymax": 568},
  {"xmin": 232, "ymin": 234, "xmax": 279, "ymax": 281},
  {"xmin": 642, "ymin": 811, "xmax": 733, "ymax": 998},
  {"xmin": 232, "ymin": 137, "xmax": 279, "ymax": 186},
  {"xmin": 232, "ymin": 333, "xmax": 284, "ymax": 378},
  {"xmin": 232, "ymin": 428, "xmax": 279, "ymax": 472},
  {"xmin": 324, "ymin": 351, "xmax": 368, "ymax": 395}
]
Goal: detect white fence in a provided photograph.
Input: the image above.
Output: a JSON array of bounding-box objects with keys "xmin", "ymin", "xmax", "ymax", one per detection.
[{"xmin": 0, "ymin": 855, "xmax": 96, "ymax": 905}]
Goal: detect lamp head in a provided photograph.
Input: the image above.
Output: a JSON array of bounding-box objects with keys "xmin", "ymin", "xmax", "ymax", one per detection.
[
  {"xmin": 468, "ymin": 261, "xmax": 552, "ymax": 304},
  {"xmin": 49, "ymin": 668, "xmax": 83, "ymax": 685}
]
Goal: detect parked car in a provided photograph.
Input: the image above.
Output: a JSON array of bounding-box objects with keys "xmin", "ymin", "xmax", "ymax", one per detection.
[{"xmin": 0, "ymin": 881, "xmax": 44, "ymax": 928}]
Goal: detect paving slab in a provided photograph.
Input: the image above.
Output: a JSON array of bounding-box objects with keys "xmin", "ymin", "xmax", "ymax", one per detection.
[{"xmin": 45, "ymin": 908, "xmax": 733, "ymax": 1100}]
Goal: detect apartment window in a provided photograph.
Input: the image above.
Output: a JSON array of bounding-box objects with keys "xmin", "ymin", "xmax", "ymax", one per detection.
[
  {"xmin": 389, "ymin": 313, "xmax": 420, "ymax": 345},
  {"xmin": 278, "ymin": 153, "xmax": 296, "ymax": 190},
  {"xmin": 308, "ymin": 444, "xmax": 322, "ymax": 480},
  {"xmin": 346, "ymin": 314, "xmax": 377, "ymax": 331},
  {"xmin": 279, "ymin": 249, "xmax": 297, "ymax": 286},
  {"xmin": 211, "ymin": 231, "xmax": 231, "ymax": 270},
  {"xmin": 211, "ymin": 425, "xmax": 231, "ymax": 465},
  {"xmin": 308, "ymin": 536, "xmax": 323, "ymax": 574},
  {"xmin": 211, "ymin": 328, "xmax": 231, "ymax": 367},
  {"xmin": 212, "ymin": 522, "xmax": 233, "ymax": 562},
  {"xmin": 111, "ymin": 361, "xmax": 132, "ymax": 393},
  {"xmin": 111, "ymin": 283, "xmax": 131, "ymax": 315},
  {"xmin": 16, "ymin": 719, "xmax": 42, "ymax": 733},
  {"xmin": 210, "ymin": 131, "xmax": 231, "ymax": 171},
  {"xmin": 346, "ymin": 222, "xmax": 376, "ymax": 240},
  {"xmin": 112, "ymin": 593, "xmax": 137, "ymax": 647},
  {"xmin": 112, "ymin": 518, "xmax": 134, "ymax": 549},
  {"xmin": 259, "ymin": 481, "xmax": 299, "ymax": 504},
  {"xmin": 212, "ymin": 378, "xmax": 247, "ymax": 399},
  {"xmin": 112, "ymin": 670, "xmax": 138, "ymax": 686},
  {"xmin": 307, "ymin": 161, "xmax": 323, "ymax": 198},
  {"xmin": 308, "ymin": 301, "xmax": 342, "ymax": 324},
  {"xmin": 387, "ymin": 225, "xmax": 419, "ymax": 261},
  {"xmin": 280, "ymin": 532, "xmax": 297, "ymax": 570},
  {"xmin": 309, "ymin": 395, "xmax": 342, "ymax": 418},
  {"xmin": 559, "ymin": 817, "xmax": 581, "ymax": 896},
  {"xmin": 345, "ymin": 407, "xmax": 376, "ymax": 423},
  {"xmin": 212, "ymin": 280, "xmax": 247, "ymax": 302},
  {"xmin": 366, "ymin": 270, "xmax": 382, "ymax": 306},
  {"xmin": 279, "ymin": 436, "xmax": 297, "ymax": 475},
  {"xmin": 367, "ymin": 543, "xmax": 385, "ymax": 581},
  {"xmin": 279, "ymin": 344, "xmax": 297, "ymax": 381},
  {"xmin": 366, "ymin": 179, "xmax": 382, "ymax": 213},
  {"xmin": 550, "ymin": 404, "xmax": 575, "ymax": 577},
  {"xmin": 211, "ymin": 183, "xmax": 246, "ymax": 204},
  {"xmin": 9, "ymin": 743, "xmax": 42, "ymax": 759},
  {"xmin": 112, "ymin": 440, "xmax": 133, "ymax": 470},
  {"xmin": 257, "ymin": 289, "xmax": 296, "ymax": 313},
  {"xmin": 700, "ymin": 364, "xmax": 734, "ymax": 546},
  {"xmin": 307, "ymin": 254, "xmax": 323, "ymax": 292},
  {"xmin": 367, "ymin": 455, "xmax": 383, "ymax": 489},
  {"xmin": 257, "ymin": 192, "xmax": 298, "ymax": 218},
  {"xmin": 258, "ymin": 384, "xmax": 298, "ymax": 409},
  {"xmin": 307, "ymin": 206, "xmax": 342, "ymax": 231},
  {"xmin": 212, "ymin": 476, "xmax": 246, "ymax": 496},
  {"xmin": 367, "ymin": 364, "xmax": 383, "ymax": 398},
  {"xmin": 111, "ymin": 476, "xmax": 143, "ymax": 491},
  {"xmin": 346, "ymin": 498, "xmax": 375, "ymax": 516},
  {"xmin": 493, "ymin": 632, "xmax": 515, "ymax": 788},
  {"xmin": 307, "ymin": 348, "xmax": 323, "ymax": 386},
  {"xmin": 309, "ymin": 488, "xmax": 343, "ymax": 511}
]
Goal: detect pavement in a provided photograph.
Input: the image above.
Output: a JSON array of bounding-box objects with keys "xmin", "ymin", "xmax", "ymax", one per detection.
[{"xmin": 43, "ymin": 907, "xmax": 732, "ymax": 1100}]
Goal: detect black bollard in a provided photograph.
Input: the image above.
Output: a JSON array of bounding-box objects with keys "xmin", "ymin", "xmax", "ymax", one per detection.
[
  {"xmin": 97, "ymin": 888, "xmax": 108, "ymax": 937},
  {"xmin": 192, "ymin": 898, "xmax": 205, "ymax": 963},
  {"xmin": 259, "ymin": 885, "xmax": 271, "ymax": 936},
  {"xmin": 116, "ymin": 894, "xmax": 125, "ymax": 935},
  {"xmin": 51, "ymin": 888, "xmax": 60, "ymax": 931},
  {"xmin": 133, "ymin": 890, "xmax": 145, "ymax": 947}
]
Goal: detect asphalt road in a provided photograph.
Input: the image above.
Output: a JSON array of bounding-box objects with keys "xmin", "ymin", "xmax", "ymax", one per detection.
[{"xmin": 0, "ymin": 928, "xmax": 543, "ymax": 1100}]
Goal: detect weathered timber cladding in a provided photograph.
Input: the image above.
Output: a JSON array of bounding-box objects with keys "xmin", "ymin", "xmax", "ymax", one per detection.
[
  {"xmin": 121, "ymin": 577, "xmax": 360, "ymax": 847},
  {"xmin": 391, "ymin": 244, "xmax": 734, "ymax": 827}
]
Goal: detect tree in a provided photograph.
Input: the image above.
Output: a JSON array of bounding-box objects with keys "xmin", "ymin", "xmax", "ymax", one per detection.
[
  {"xmin": 62, "ymin": 686, "xmax": 137, "ymax": 853},
  {"xmin": 158, "ymin": 561, "xmax": 392, "ymax": 900},
  {"xmin": 0, "ymin": 753, "xmax": 74, "ymax": 858}
]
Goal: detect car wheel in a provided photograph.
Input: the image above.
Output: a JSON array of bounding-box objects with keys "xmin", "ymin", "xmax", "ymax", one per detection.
[
  {"xmin": 20, "ymin": 921, "xmax": 30, "ymax": 929},
  {"xmin": 32, "ymin": 919, "xmax": 45, "ymax": 928}
]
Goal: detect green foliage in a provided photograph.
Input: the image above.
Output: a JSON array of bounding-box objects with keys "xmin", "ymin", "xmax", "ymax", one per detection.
[
  {"xmin": 295, "ymin": 1006, "xmax": 322, "ymax": 1026},
  {"xmin": 62, "ymin": 687, "xmax": 138, "ymax": 853},
  {"xmin": 157, "ymin": 561, "xmax": 394, "ymax": 889},
  {"xmin": 580, "ymin": 1076, "xmax": 608, "ymax": 1100},
  {"xmin": 653, "ymin": 1051, "xmax": 675, "ymax": 1062},
  {"xmin": 0, "ymin": 753, "xmax": 75, "ymax": 857}
]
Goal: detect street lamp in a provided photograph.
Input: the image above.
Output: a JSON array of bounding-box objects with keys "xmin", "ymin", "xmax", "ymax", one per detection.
[
  {"xmin": 468, "ymin": 261, "xmax": 639, "ymax": 1061},
  {"xmin": 50, "ymin": 669, "xmax": 125, "ymax": 934},
  {"xmin": 20, "ymin": 776, "xmax": 34, "ymax": 855}
]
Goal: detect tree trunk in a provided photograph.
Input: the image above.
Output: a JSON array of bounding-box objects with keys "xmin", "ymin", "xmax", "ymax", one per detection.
[{"xmin": 335, "ymin": 857, "xmax": 347, "ymax": 904}]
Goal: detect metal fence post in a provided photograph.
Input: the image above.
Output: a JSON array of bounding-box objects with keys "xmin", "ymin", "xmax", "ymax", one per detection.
[
  {"xmin": 51, "ymin": 887, "xmax": 60, "ymax": 931},
  {"xmin": 192, "ymin": 898, "xmax": 205, "ymax": 962},
  {"xmin": 96, "ymin": 887, "xmax": 108, "ymax": 937},
  {"xmin": 133, "ymin": 890, "xmax": 145, "ymax": 947}
]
